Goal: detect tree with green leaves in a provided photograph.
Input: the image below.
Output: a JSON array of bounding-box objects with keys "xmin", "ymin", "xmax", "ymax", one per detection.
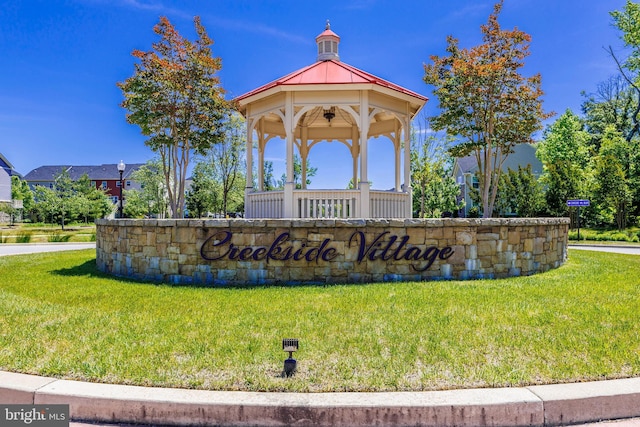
[
  {"xmin": 29, "ymin": 171, "xmax": 111, "ymax": 226},
  {"xmin": 124, "ymin": 158, "xmax": 168, "ymax": 218},
  {"xmin": 52, "ymin": 169, "xmax": 75, "ymax": 229},
  {"xmin": 582, "ymin": 76, "xmax": 638, "ymax": 150},
  {"xmin": 9, "ymin": 175, "xmax": 34, "ymax": 222},
  {"xmin": 73, "ymin": 174, "xmax": 112, "ymax": 223},
  {"xmin": 411, "ymin": 133, "xmax": 463, "ymax": 218},
  {"xmin": 495, "ymin": 165, "xmax": 544, "ymax": 218},
  {"xmin": 118, "ymin": 16, "xmax": 229, "ymax": 218},
  {"xmin": 609, "ymin": 1, "xmax": 640, "ymax": 142},
  {"xmin": 262, "ymin": 161, "xmax": 276, "ymax": 191},
  {"xmin": 536, "ymin": 110, "xmax": 591, "ymax": 219},
  {"xmin": 277, "ymin": 154, "xmax": 317, "ymax": 189},
  {"xmin": 31, "ymin": 186, "xmax": 59, "ymax": 225},
  {"xmin": 424, "ymin": 1, "xmax": 551, "ymax": 218},
  {"xmin": 185, "ymin": 161, "xmax": 220, "ymax": 218},
  {"xmin": 210, "ymin": 113, "xmax": 246, "ymax": 214},
  {"xmin": 581, "ymin": 75, "xmax": 640, "ymax": 223},
  {"xmin": 593, "ymin": 126, "xmax": 633, "ymax": 229}
]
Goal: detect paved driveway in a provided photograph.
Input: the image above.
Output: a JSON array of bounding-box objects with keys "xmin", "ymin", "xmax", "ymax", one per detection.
[
  {"xmin": 568, "ymin": 244, "xmax": 640, "ymax": 255},
  {"xmin": 0, "ymin": 243, "xmax": 95, "ymax": 256}
]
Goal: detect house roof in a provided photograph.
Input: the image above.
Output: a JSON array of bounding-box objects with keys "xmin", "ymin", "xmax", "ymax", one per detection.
[
  {"xmin": 235, "ymin": 59, "xmax": 428, "ymax": 104},
  {"xmin": 454, "ymin": 144, "xmax": 543, "ymax": 176},
  {"xmin": 0, "ymin": 152, "xmax": 21, "ymax": 178},
  {"xmin": 455, "ymin": 156, "xmax": 477, "ymax": 175},
  {"xmin": 0, "ymin": 153, "xmax": 14, "ymax": 170},
  {"xmin": 23, "ymin": 163, "xmax": 144, "ymax": 182}
]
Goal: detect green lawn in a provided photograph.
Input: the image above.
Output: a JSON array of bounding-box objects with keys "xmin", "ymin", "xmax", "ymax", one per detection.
[{"xmin": 0, "ymin": 249, "xmax": 638, "ymax": 392}]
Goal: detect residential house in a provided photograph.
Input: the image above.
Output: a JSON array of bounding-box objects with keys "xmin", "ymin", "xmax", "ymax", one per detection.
[
  {"xmin": 23, "ymin": 163, "xmax": 144, "ymax": 205},
  {"xmin": 0, "ymin": 152, "xmax": 20, "ymax": 202},
  {"xmin": 452, "ymin": 144, "xmax": 543, "ymax": 217}
]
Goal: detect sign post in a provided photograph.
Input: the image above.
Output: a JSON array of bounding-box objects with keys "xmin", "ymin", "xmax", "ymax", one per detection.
[{"xmin": 566, "ymin": 199, "xmax": 590, "ymax": 241}]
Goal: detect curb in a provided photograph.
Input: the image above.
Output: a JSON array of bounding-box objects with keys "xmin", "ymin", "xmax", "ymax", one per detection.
[{"xmin": 2, "ymin": 372, "xmax": 640, "ymax": 426}]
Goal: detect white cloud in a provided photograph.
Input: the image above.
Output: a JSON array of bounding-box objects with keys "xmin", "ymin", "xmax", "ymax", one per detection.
[{"xmin": 203, "ymin": 15, "xmax": 310, "ymax": 45}]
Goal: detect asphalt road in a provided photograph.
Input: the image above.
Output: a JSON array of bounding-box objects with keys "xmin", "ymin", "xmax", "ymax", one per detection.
[
  {"xmin": 0, "ymin": 242, "xmax": 96, "ymax": 256},
  {"xmin": 568, "ymin": 244, "xmax": 640, "ymax": 255}
]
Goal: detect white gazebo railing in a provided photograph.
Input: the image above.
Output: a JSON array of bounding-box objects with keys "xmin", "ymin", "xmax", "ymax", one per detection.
[
  {"xmin": 370, "ymin": 190, "xmax": 411, "ymax": 218},
  {"xmin": 294, "ymin": 189, "xmax": 358, "ymax": 218},
  {"xmin": 245, "ymin": 191, "xmax": 284, "ymax": 218},
  {"xmin": 245, "ymin": 189, "xmax": 410, "ymax": 219}
]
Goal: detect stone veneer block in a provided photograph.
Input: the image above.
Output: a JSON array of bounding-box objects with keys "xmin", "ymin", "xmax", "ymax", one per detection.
[{"xmin": 97, "ymin": 218, "xmax": 570, "ymax": 286}]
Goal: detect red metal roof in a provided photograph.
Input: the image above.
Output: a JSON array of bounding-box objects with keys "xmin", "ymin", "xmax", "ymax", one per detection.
[{"xmin": 235, "ymin": 60, "xmax": 428, "ymax": 103}]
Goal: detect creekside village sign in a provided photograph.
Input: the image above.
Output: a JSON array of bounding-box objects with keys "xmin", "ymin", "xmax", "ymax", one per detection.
[
  {"xmin": 96, "ymin": 218, "xmax": 569, "ymax": 286},
  {"xmin": 201, "ymin": 231, "xmax": 454, "ymax": 272}
]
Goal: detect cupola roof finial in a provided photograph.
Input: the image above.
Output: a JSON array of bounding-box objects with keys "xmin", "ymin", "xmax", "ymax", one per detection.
[{"xmin": 316, "ymin": 20, "xmax": 340, "ymax": 62}]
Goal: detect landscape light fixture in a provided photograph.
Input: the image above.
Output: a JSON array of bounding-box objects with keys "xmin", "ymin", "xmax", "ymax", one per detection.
[
  {"xmin": 117, "ymin": 160, "xmax": 126, "ymax": 218},
  {"xmin": 282, "ymin": 338, "xmax": 299, "ymax": 377},
  {"xmin": 323, "ymin": 107, "xmax": 335, "ymax": 123}
]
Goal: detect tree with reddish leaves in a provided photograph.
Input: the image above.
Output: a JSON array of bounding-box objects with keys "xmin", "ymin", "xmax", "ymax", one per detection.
[
  {"xmin": 424, "ymin": 1, "xmax": 552, "ymax": 218},
  {"xmin": 118, "ymin": 16, "xmax": 229, "ymax": 218}
]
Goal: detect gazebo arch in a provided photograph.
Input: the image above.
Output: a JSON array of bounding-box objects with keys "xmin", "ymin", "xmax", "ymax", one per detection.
[{"xmin": 235, "ymin": 22, "xmax": 427, "ymax": 219}]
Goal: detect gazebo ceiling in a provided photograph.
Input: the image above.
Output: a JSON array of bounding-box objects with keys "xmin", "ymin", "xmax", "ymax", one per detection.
[{"xmin": 255, "ymin": 104, "xmax": 405, "ymax": 140}]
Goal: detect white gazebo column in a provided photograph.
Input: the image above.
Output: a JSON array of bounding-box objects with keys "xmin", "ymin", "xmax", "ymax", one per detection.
[
  {"xmin": 300, "ymin": 126, "xmax": 309, "ymax": 190},
  {"xmin": 284, "ymin": 93, "xmax": 295, "ymax": 218},
  {"xmin": 358, "ymin": 92, "xmax": 370, "ymax": 218},
  {"xmin": 245, "ymin": 115, "xmax": 254, "ymax": 217},
  {"xmin": 245, "ymin": 116, "xmax": 254, "ymax": 191},
  {"xmin": 394, "ymin": 120, "xmax": 401, "ymax": 192},
  {"xmin": 257, "ymin": 135, "xmax": 265, "ymax": 191},
  {"xmin": 351, "ymin": 126, "xmax": 359, "ymax": 188},
  {"xmin": 403, "ymin": 117, "xmax": 412, "ymax": 218},
  {"xmin": 257, "ymin": 120, "xmax": 265, "ymax": 191}
]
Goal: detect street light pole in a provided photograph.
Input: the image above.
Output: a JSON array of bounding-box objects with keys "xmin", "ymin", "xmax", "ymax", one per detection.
[{"xmin": 117, "ymin": 160, "xmax": 126, "ymax": 219}]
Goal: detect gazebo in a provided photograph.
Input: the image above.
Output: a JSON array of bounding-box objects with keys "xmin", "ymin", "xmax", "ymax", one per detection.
[{"xmin": 235, "ymin": 22, "xmax": 427, "ymax": 219}]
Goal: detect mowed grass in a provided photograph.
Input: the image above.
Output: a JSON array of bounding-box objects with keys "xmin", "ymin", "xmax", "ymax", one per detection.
[{"xmin": 0, "ymin": 249, "xmax": 639, "ymax": 392}]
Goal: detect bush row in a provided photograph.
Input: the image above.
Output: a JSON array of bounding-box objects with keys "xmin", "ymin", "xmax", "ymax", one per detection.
[{"xmin": 568, "ymin": 229, "xmax": 640, "ymax": 242}]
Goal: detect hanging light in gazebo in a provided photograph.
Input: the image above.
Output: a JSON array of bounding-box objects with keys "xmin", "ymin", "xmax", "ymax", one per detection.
[{"xmin": 323, "ymin": 106, "xmax": 335, "ymax": 122}]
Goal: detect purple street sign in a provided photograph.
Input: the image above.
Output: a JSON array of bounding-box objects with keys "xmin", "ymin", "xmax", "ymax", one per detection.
[{"xmin": 566, "ymin": 199, "xmax": 590, "ymax": 207}]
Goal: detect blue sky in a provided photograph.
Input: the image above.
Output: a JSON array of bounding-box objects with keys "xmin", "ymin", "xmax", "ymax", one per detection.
[{"xmin": 0, "ymin": 0, "xmax": 629, "ymax": 189}]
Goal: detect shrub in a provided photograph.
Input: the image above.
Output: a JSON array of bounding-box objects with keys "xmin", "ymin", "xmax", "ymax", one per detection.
[
  {"xmin": 569, "ymin": 228, "xmax": 640, "ymax": 243},
  {"xmin": 16, "ymin": 232, "xmax": 32, "ymax": 243},
  {"xmin": 48, "ymin": 233, "xmax": 71, "ymax": 243}
]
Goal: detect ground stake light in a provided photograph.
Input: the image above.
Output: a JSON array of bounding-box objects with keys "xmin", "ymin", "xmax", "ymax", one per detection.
[{"xmin": 282, "ymin": 338, "xmax": 299, "ymax": 377}]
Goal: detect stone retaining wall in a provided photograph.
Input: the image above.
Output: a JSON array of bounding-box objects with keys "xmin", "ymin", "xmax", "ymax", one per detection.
[{"xmin": 96, "ymin": 218, "xmax": 569, "ymax": 285}]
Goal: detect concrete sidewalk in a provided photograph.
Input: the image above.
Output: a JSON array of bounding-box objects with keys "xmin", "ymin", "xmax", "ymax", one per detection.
[{"xmin": 3, "ymin": 371, "xmax": 640, "ymax": 426}]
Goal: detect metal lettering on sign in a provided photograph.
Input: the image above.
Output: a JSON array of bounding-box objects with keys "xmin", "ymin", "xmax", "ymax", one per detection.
[{"xmin": 200, "ymin": 230, "xmax": 455, "ymax": 273}]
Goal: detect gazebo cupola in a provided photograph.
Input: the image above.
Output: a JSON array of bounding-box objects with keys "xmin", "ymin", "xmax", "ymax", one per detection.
[
  {"xmin": 316, "ymin": 20, "xmax": 340, "ymax": 61},
  {"xmin": 236, "ymin": 23, "xmax": 427, "ymax": 219}
]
